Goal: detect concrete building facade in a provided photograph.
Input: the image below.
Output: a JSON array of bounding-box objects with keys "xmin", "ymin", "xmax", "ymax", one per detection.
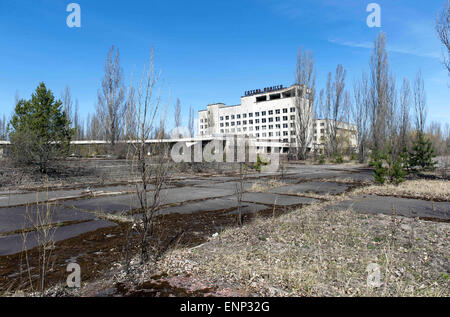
[{"xmin": 198, "ymin": 84, "xmax": 357, "ymax": 154}]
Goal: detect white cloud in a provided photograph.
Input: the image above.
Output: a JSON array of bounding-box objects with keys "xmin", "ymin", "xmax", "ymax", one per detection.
[{"xmin": 328, "ymin": 38, "xmax": 441, "ymax": 60}]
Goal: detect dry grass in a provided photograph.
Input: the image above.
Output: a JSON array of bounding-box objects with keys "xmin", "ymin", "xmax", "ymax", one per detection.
[
  {"xmin": 158, "ymin": 200, "xmax": 450, "ymax": 296},
  {"xmin": 353, "ymin": 179, "xmax": 450, "ymax": 202},
  {"xmin": 248, "ymin": 179, "xmax": 286, "ymax": 193}
]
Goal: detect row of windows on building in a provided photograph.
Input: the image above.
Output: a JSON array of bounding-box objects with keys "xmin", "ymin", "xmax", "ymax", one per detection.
[
  {"xmin": 218, "ymin": 128, "xmax": 295, "ymax": 135},
  {"xmin": 200, "ymin": 116, "xmax": 296, "ymax": 129},
  {"xmin": 200, "ymin": 123, "xmax": 326, "ymax": 136},
  {"xmin": 199, "ymin": 107, "xmax": 296, "ymax": 124},
  {"xmin": 201, "ymin": 121, "xmax": 297, "ymax": 131},
  {"xmin": 220, "ymin": 107, "xmax": 296, "ymax": 121}
]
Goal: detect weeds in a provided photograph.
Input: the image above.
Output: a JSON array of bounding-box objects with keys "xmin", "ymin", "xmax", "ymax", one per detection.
[
  {"xmin": 158, "ymin": 199, "xmax": 449, "ymax": 297},
  {"xmin": 21, "ymin": 194, "xmax": 56, "ymax": 296}
]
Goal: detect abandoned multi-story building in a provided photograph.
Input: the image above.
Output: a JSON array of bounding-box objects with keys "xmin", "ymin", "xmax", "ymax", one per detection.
[{"xmin": 197, "ymin": 84, "xmax": 357, "ymax": 154}]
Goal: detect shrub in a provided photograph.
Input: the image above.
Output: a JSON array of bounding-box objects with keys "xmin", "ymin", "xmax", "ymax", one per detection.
[
  {"xmin": 318, "ymin": 154, "xmax": 326, "ymax": 165},
  {"xmin": 254, "ymin": 154, "xmax": 268, "ymax": 172},
  {"xmin": 333, "ymin": 153, "xmax": 344, "ymax": 164}
]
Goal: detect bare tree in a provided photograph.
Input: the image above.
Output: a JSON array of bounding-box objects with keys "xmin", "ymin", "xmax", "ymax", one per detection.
[
  {"xmin": 0, "ymin": 113, "xmax": 6, "ymax": 140},
  {"xmin": 123, "ymin": 85, "xmax": 137, "ymax": 139},
  {"xmin": 128, "ymin": 48, "xmax": 169, "ymax": 264},
  {"xmin": 385, "ymin": 74, "xmax": 399, "ymax": 154},
  {"xmin": 62, "ymin": 86, "xmax": 73, "ymax": 124},
  {"xmin": 324, "ymin": 64, "xmax": 346, "ymax": 156},
  {"xmin": 342, "ymin": 90, "xmax": 353, "ymax": 156},
  {"xmin": 86, "ymin": 112, "xmax": 103, "ymax": 140},
  {"xmin": 427, "ymin": 121, "xmax": 447, "ymax": 155},
  {"xmin": 294, "ymin": 47, "xmax": 316, "ymax": 160},
  {"xmin": 352, "ymin": 72, "xmax": 370, "ymax": 162},
  {"xmin": 413, "ymin": 71, "xmax": 427, "ymax": 135},
  {"xmin": 174, "ymin": 98, "xmax": 181, "ymax": 129},
  {"xmin": 188, "ymin": 105, "xmax": 194, "ymax": 137},
  {"xmin": 73, "ymin": 100, "xmax": 84, "ymax": 140},
  {"xmin": 22, "ymin": 200, "xmax": 56, "ymax": 296},
  {"xmin": 173, "ymin": 98, "xmax": 182, "ymax": 138},
  {"xmin": 61, "ymin": 87, "xmax": 85, "ymax": 141},
  {"xmin": 436, "ymin": 1, "xmax": 450, "ymax": 74},
  {"xmin": 369, "ymin": 32, "xmax": 395, "ymax": 151},
  {"xmin": 96, "ymin": 45, "xmax": 126, "ymax": 148},
  {"xmin": 398, "ymin": 78, "xmax": 411, "ymax": 151},
  {"xmin": 235, "ymin": 162, "xmax": 245, "ymax": 226}
]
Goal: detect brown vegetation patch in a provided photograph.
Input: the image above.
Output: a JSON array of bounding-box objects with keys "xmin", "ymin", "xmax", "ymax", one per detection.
[
  {"xmin": 248, "ymin": 179, "xmax": 286, "ymax": 192},
  {"xmin": 353, "ymin": 179, "xmax": 450, "ymax": 202},
  {"xmin": 157, "ymin": 201, "xmax": 450, "ymax": 296}
]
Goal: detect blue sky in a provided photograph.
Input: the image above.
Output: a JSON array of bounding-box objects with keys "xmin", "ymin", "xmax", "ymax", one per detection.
[{"xmin": 0, "ymin": 0, "xmax": 449, "ymax": 130}]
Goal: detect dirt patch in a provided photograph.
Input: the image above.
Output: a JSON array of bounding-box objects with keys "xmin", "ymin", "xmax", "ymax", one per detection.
[
  {"xmin": 0, "ymin": 221, "xmax": 131, "ymax": 293},
  {"xmin": 114, "ymin": 273, "xmax": 249, "ymax": 297}
]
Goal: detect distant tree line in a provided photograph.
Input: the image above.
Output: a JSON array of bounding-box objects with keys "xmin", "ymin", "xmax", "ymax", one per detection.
[
  {"xmin": 0, "ymin": 46, "xmax": 193, "ymax": 147},
  {"xmin": 57, "ymin": 46, "xmax": 195, "ymax": 144},
  {"xmin": 294, "ymin": 30, "xmax": 449, "ymax": 184}
]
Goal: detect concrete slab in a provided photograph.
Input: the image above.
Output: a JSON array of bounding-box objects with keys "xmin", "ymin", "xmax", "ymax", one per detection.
[
  {"xmin": 268, "ymin": 181, "xmax": 349, "ymax": 195},
  {"xmin": 158, "ymin": 186, "xmax": 236, "ymax": 205},
  {"xmin": 0, "ymin": 220, "xmax": 116, "ymax": 256},
  {"xmin": 172, "ymin": 179, "xmax": 221, "ymax": 187},
  {"xmin": 330, "ymin": 195, "xmax": 450, "ymax": 220},
  {"xmin": 194, "ymin": 181, "xmax": 255, "ymax": 191},
  {"xmin": 63, "ymin": 195, "xmax": 140, "ymax": 213},
  {"xmin": 206, "ymin": 176, "xmax": 238, "ymax": 182},
  {"xmin": 62, "ymin": 186, "xmax": 237, "ymax": 214},
  {"xmin": 226, "ymin": 192, "xmax": 318, "ymax": 206},
  {"xmin": 226, "ymin": 203, "xmax": 270, "ymax": 215},
  {"xmin": 0, "ymin": 205, "xmax": 96, "ymax": 234},
  {"xmin": 0, "ymin": 189, "xmax": 85, "ymax": 207},
  {"xmin": 156, "ymin": 198, "xmax": 267, "ymax": 215},
  {"xmin": 0, "ymin": 185, "xmax": 136, "ymax": 208}
]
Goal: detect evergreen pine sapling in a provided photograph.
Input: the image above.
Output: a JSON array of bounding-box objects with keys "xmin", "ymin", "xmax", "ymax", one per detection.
[
  {"xmin": 370, "ymin": 149, "xmax": 388, "ymax": 185},
  {"xmin": 409, "ymin": 132, "xmax": 436, "ymax": 171}
]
